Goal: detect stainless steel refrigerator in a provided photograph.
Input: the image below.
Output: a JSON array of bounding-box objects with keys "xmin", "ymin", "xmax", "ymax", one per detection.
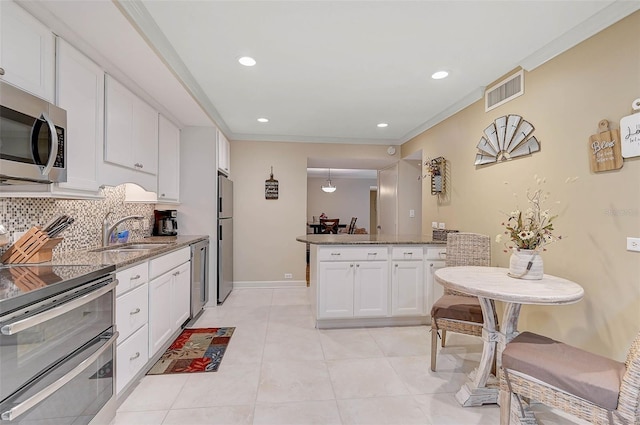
[{"xmin": 218, "ymin": 175, "xmax": 233, "ymax": 303}]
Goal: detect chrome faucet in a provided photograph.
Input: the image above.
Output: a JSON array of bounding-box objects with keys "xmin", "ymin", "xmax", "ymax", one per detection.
[{"xmin": 102, "ymin": 211, "xmax": 144, "ymax": 246}]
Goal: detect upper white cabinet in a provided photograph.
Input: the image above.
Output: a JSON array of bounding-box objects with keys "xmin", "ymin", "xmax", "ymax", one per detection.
[
  {"xmin": 54, "ymin": 38, "xmax": 103, "ymax": 196},
  {"xmin": 105, "ymin": 75, "xmax": 158, "ymax": 175},
  {"xmin": 0, "ymin": 0, "xmax": 55, "ymax": 102},
  {"xmin": 157, "ymin": 115, "xmax": 180, "ymax": 203},
  {"xmin": 217, "ymin": 129, "xmax": 230, "ymax": 176}
]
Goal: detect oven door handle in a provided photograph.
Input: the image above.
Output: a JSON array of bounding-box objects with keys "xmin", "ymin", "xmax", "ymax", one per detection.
[
  {"xmin": 0, "ymin": 279, "xmax": 117, "ymax": 336},
  {"xmin": 1, "ymin": 331, "xmax": 118, "ymax": 422}
]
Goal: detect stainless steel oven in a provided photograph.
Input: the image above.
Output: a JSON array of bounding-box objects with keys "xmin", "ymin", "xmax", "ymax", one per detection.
[
  {"xmin": 0, "ymin": 273, "xmax": 117, "ymax": 424},
  {"xmin": 0, "ymin": 80, "xmax": 67, "ymax": 185}
]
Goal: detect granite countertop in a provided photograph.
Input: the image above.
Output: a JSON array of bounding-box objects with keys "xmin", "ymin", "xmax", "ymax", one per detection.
[
  {"xmin": 50, "ymin": 235, "xmax": 209, "ymax": 269},
  {"xmin": 296, "ymin": 234, "xmax": 446, "ymax": 245}
]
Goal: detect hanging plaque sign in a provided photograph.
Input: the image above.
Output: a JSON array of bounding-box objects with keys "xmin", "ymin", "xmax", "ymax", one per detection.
[{"xmin": 265, "ymin": 166, "xmax": 279, "ymax": 200}]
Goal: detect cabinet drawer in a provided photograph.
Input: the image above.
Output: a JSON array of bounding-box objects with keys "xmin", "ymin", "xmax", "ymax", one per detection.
[
  {"xmin": 116, "ymin": 324, "xmax": 149, "ymax": 395},
  {"xmin": 149, "ymin": 247, "xmax": 190, "ymax": 279},
  {"xmin": 318, "ymin": 246, "xmax": 388, "ymax": 261},
  {"xmin": 116, "ymin": 262, "xmax": 148, "ymax": 295},
  {"xmin": 425, "ymin": 248, "xmax": 447, "ymax": 260},
  {"xmin": 116, "ymin": 283, "xmax": 149, "ymax": 342},
  {"xmin": 392, "ymin": 247, "xmax": 423, "ymax": 260}
]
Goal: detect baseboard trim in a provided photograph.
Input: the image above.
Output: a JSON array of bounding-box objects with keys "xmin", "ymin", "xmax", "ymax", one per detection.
[{"xmin": 233, "ymin": 280, "xmax": 307, "ymax": 289}]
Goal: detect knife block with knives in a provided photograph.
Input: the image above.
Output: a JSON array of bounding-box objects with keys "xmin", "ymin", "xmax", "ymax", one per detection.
[{"xmin": 1, "ymin": 226, "xmax": 64, "ymax": 264}]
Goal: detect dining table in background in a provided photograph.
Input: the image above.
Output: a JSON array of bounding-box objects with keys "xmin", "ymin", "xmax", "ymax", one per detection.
[
  {"xmin": 434, "ymin": 266, "xmax": 584, "ymax": 410},
  {"xmin": 307, "ymin": 223, "xmax": 347, "ymax": 234}
]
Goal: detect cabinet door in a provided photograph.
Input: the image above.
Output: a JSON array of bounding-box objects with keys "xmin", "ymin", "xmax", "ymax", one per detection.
[
  {"xmin": 55, "ymin": 38, "xmax": 103, "ymax": 194},
  {"xmin": 133, "ymin": 101, "xmax": 158, "ymax": 175},
  {"xmin": 158, "ymin": 115, "xmax": 180, "ymax": 202},
  {"xmin": 0, "ymin": 1, "xmax": 55, "ymax": 101},
  {"xmin": 171, "ymin": 262, "xmax": 191, "ymax": 331},
  {"xmin": 105, "ymin": 76, "xmax": 134, "ymax": 168},
  {"xmin": 426, "ymin": 260, "xmax": 446, "ymax": 316},
  {"xmin": 318, "ymin": 262, "xmax": 354, "ymax": 318},
  {"xmin": 354, "ymin": 261, "xmax": 389, "ymax": 317},
  {"xmin": 391, "ymin": 261, "xmax": 424, "ymax": 316},
  {"xmin": 148, "ymin": 272, "xmax": 173, "ymax": 356},
  {"xmin": 217, "ymin": 129, "xmax": 230, "ymax": 176}
]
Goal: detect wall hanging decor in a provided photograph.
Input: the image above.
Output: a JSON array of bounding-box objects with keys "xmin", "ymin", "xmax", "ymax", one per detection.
[
  {"xmin": 474, "ymin": 115, "xmax": 540, "ymax": 165},
  {"xmin": 265, "ymin": 166, "xmax": 279, "ymax": 199},
  {"xmin": 589, "ymin": 119, "xmax": 622, "ymax": 172},
  {"xmin": 424, "ymin": 156, "xmax": 446, "ymax": 195},
  {"xmin": 620, "ymin": 98, "xmax": 640, "ymax": 159}
]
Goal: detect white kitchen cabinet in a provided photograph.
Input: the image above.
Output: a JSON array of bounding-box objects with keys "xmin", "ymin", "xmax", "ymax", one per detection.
[
  {"xmin": 148, "ymin": 271, "xmax": 173, "ymax": 355},
  {"xmin": 354, "ymin": 261, "xmax": 389, "ymax": 317},
  {"xmin": 425, "ymin": 247, "xmax": 447, "ymax": 316},
  {"xmin": 391, "ymin": 247, "xmax": 424, "ymax": 316},
  {"xmin": 148, "ymin": 247, "xmax": 191, "ymax": 357},
  {"xmin": 115, "ymin": 262, "xmax": 150, "ymax": 396},
  {"xmin": 217, "ymin": 129, "xmax": 230, "ymax": 176},
  {"xmin": 157, "ymin": 115, "xmax": 180, "ymax": 203},
  {"xmin": 0, "ymin": 0, "xmax": 55, "ymax": 102},
  {"xmin": 116, "ymin": 324, "xmax": 149, "ymax": 395},
  {"xmin": 105, "ymin": 75, "xmax": 158, "ymax": 175},
  {"xmin": 317, "ymin": 246, "xmax": 389, "ymax": 319}
]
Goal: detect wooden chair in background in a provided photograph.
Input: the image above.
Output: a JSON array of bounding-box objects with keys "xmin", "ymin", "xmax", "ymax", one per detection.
[
  {"xmin": 430, "ymin": 232, "xmax": 493, "ymax": 371},
  {"xmin": 347, "ymin": 217, "xmax": 357, "ymax": 234},
  {"xmin": 320, "ymin": 218, "xmax": 339, "ymax": 234}
]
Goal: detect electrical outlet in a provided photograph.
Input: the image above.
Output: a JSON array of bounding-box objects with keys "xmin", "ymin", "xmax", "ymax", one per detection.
[
  {"xmin": 431, "ymin": 221, "xmax": 438, "ymax": 229},
  {"xmin": 284, "ymin": 273, "xmax": 293, "ymax": 279},
  {"xmin": 627, "ymin": 237, "xmax": 640, "ymax": 252},
  {"xmin": 409, "ymin": 209, "xmax": 415, "ymax": 218},
  {"xmin": 438, "ymin": 222, "xmax": 445, "ymax": 229},
  {"xmin": 142, "ymin": 219, "xmax": 149, "ymax": 230}
]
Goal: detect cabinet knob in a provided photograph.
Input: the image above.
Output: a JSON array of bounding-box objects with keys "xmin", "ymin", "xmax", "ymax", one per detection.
[
  {"xmin": 130, "ymin": 352, "xmax": 140, "ymax": 361},
  {"xmin": 130, "ymin": 308, "xmax": 141, "ymax": 315},
  {"xmin": 0, "ymin": 68, "xmax": 5, "ymax": 76}
]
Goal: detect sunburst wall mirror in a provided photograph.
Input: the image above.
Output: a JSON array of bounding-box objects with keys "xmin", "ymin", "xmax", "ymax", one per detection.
[{"xmin": 474, "ymin": 115, "xmax": 540, "ymax": 165}]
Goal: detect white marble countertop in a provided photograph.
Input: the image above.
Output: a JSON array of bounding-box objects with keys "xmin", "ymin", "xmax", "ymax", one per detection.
[
  {"xmin": 296, "ymin": 234, "xmax": 446, "ymax": 245},
  {"xmin": 435, "ymin": 266, "xmax": 584, "ymax": 305}
]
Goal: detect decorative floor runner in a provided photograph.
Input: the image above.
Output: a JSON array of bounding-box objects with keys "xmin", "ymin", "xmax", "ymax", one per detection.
[{"xmin": 147, "ymin": 327, "xmax": 235, "ymax": 375}]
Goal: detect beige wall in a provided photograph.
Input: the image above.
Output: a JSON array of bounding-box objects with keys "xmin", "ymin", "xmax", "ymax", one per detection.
[
  {"xmin": 402, "ymin": 12, "xmax": 640, "ymax": 360},
  {"xmin": 231, "ymin": 141, "xmax": 391, "ymax": 284},
  {"xmin": 307, "ymin": 177, "xmax": 376, "ymax": 233}
]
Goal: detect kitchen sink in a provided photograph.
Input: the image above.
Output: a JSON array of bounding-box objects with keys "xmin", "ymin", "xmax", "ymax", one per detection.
[{"xmin": 91, "ymin": 243, "xmax": 172, "ymax": 252}]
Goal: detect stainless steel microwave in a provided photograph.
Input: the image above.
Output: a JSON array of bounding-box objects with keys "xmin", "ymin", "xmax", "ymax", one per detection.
[{"xmin": 0, "ymin": 80, "xmax": 67, "ymax": 184}]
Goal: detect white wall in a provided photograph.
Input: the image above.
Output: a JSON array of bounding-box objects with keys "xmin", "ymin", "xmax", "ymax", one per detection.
[{"xmin": 307, "ymin": 177, "xmax": 376, "ymax": 233}]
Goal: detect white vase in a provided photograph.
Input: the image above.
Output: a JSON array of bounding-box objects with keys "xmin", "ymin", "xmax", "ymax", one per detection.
[{"xmin": 508, "ymin": 249, "xmax": 544, "ymax": 280}]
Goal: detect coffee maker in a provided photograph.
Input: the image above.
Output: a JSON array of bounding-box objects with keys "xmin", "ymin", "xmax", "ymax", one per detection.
[{"xmin": 153, "ymin": 210, "xmax": 178, "ymax": 236}]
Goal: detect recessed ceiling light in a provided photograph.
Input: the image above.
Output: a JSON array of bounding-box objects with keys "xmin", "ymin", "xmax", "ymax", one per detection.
[
  {"xmin": 238, "ymin": 56, "xmax": 256, "ymax": 67},
  {"xmin": 257, "ymin": 117, "xmax": 269, "ymax": 123},
  {"xmin": 431, "ymin": 70, "xmax": 449, "ymax": 80},
  {"xmin": 377, "ymin": 123, "xmax": 389, "ymax": 128}
]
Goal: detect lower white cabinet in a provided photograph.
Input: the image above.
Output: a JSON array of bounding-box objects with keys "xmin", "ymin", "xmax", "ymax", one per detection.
[
  {"xmin": 392, "ymin": 260, "xmax": 424, "ymax": 316},
  {"xmin": 116, "ymin": 324, "xmax": 149, "ymax": 395}
]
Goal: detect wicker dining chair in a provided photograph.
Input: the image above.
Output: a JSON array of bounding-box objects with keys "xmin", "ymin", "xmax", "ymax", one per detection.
[
  {"xmin": 500, "ymin": 330, "xmax": 640, "ymax": 424},
  {"xmin": 430, "ymin": 232, "xmax": 492, "ymax": 371}
]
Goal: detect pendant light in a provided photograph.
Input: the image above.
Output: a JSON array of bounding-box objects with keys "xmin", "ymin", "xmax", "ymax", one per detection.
[{"xmin": 321, "ymin": 168, "xmax": 337, "ymax": 193}]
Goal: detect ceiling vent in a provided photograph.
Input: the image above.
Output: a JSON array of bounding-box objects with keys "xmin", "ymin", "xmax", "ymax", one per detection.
[{"xmin": 485, "ymin": 70, "xmax": 524, "ymax": 112}]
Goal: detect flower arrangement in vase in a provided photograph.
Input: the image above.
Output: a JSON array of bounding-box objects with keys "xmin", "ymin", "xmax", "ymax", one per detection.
[{"xmin": 496, "ymin": 176, "xmax": 565, "ymax": 279}]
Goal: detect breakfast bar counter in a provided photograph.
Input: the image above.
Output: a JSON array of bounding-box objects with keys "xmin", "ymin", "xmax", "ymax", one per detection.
[{"xmin": 297, "ymin": 234, "xmax": 446, "ymax": 328}]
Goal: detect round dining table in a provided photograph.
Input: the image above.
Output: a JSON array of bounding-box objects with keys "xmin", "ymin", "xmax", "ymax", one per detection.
[{"xmin": 434, "ymin": 266, "xmax": 584, "ymax": 410}]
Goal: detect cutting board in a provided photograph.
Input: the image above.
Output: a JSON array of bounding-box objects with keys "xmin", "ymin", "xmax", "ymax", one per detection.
[{"xmin": 589, "ymin": 119, "xmax": 622, "ymax": 172}]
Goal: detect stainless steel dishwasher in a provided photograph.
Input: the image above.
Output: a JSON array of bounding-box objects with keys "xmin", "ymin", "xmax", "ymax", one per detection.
[{"xmin": 190, "ymin": 239, "xmax": 209, "ymax": 323}]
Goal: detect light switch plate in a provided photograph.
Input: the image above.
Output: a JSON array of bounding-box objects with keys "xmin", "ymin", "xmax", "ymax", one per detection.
[{"xmin": 627, "ymin": 237, "xmax": 640, "ymax": 252}]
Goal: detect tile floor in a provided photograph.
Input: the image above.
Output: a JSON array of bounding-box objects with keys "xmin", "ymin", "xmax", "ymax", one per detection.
[{"xmin": 114, "ymin": 288, "xmax": 589, "ymax": 425}]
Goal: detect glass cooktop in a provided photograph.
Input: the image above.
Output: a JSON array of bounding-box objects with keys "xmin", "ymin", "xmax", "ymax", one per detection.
[{"xmin": 0, "ymin": 263, "xmax": 115, "ymax": 316}]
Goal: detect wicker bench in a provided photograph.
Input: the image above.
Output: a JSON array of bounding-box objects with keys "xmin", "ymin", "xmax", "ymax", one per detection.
[{"xmin": 500, "ymin": 331, "xmax": 640, "ymax": 424}]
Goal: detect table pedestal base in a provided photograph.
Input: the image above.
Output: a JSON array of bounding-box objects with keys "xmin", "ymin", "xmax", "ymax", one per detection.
[{"xmin": 455, "ymin": 373, "xmax": 499, "ymax": 406}]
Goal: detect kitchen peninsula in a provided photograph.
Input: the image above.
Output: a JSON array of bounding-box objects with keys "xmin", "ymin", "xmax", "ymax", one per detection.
[{"xmin": 297, "ymin": 234, "xmax": 446, "ymax": 329}]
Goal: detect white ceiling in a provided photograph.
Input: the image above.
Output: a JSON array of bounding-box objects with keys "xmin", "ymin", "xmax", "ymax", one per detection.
[{"xmin": 19, "ymin": 0, "xmax": 639, "ymax": 147}]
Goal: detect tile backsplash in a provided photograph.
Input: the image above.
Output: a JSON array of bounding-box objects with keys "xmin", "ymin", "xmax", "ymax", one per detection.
[{"xmin": 0, "ymin": 185, "xmax": 154, "ymax": 256}]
